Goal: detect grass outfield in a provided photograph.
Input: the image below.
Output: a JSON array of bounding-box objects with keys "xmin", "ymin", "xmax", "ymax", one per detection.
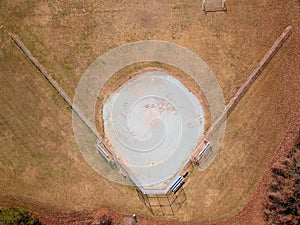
[{"xmin": 0, "ymin": 0, "xmax": 299, "ymax": 223}]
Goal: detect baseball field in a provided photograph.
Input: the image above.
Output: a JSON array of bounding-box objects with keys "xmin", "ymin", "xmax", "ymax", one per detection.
[{"xmin": 0, "ymin": 0, "xmax": 299, "ymax": 224}]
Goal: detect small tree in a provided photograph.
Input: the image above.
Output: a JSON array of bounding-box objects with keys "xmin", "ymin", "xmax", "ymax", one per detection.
[
  {"xmin": 99, "ymin": 214, "xmax": 112, "ymax": 225},
  {"xmin": 264, "ymin": 140, "xmax": 300, "ymax": 224},
  {"xmin": 0, "ymin": 207, "xmax": 41, "ymax": 225}
]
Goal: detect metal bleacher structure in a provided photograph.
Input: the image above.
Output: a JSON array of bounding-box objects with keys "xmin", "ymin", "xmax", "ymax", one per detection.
[
  {"xmin": 135, "ymin": 139, "xmax": 213, "ymax": 216},
  {"xmin": 9, "ymin": 23, "xmax": 292, "ymax": 215}
]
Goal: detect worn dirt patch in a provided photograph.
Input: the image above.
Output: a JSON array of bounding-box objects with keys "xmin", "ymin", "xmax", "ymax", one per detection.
[{"xmin": 96, "ymin": 62, "xmax": 211, "ymax": 139}]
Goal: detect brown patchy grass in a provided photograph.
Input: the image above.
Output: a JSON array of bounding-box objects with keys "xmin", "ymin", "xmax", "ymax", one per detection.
[{"xmin": 0, "ymin": 0, "xmax": 299, "ymax": 224}]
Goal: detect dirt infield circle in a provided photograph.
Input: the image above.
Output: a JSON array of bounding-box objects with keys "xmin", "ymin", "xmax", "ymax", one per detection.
[
  {"xmin": 103, "ymin": 70, "xmax": 205, "ymax": 188},
  {"xmin": 72, "ymin": 40, "xmax": 226, "ymax": 186}
]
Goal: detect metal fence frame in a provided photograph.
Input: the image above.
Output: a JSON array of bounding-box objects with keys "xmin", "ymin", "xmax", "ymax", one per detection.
[{"xmin": 136, "ymin": 187, "xmax": 187, "ymax": 216}]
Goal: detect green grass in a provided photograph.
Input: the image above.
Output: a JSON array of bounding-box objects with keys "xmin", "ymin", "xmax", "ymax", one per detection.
[{"xmin": 0, "ymin": 207, "xmax": 41, "ymax": 225}]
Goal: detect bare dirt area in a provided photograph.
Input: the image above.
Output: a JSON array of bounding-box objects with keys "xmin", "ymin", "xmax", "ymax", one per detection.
[
  {"xmin": 96, "ymin": 61, "xmax": 211, "ymax": 139},
  {"xmin": 0, "ymin": 0, "xmax": 299, "ymax": 224}
]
